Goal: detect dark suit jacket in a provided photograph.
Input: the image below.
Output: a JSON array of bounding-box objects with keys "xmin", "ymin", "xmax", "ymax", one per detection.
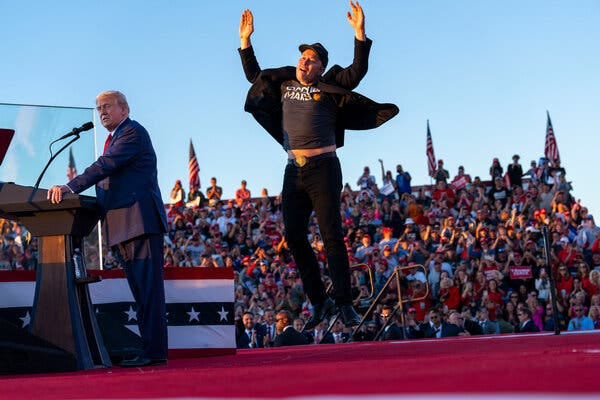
[
  {"xmin": 273, "ymin": 326, "xmax": 309, "ymax": 347},
  {"xmin": 464, "ymin": 319, "xmax": 484, "ymax": 335},
  {"xmin": 518, "ymin": 320, "xmax": 540, "ymax": 333},
  {"xmin": 239, "ymin": 38, "xmax": 398, "ymax": 151},
  {"xmin": 418, "ymin": 322, "xmax": 462, "ymax": 339},
  {"xmin": 67, "ymin": 118, "xmax": 168, "ymax": 246},
  {"xmin": 236, "ymin": 326, "xmax": 265, "ymax": 349},
  {"xmin": 381, "ymin": 323, "xmax": 407, "ymax": 341}
]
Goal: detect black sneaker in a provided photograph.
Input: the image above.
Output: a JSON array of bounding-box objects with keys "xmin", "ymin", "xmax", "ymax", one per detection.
[
  {"xmin": 340, "ymin": 305, "xmax": 361, "ymax": 328},
  {"xmin": 304, "ymin": 297, "xmax": 336, "ymax": 330}
]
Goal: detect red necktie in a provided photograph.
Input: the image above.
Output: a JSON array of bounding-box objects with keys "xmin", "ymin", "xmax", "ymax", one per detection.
[{"xmin": 103, "ymin": 134, "xmax": 112, "ymax": 155}]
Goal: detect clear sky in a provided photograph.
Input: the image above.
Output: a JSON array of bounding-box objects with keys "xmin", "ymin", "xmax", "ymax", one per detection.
[{"xmin": 2, "ymin": 1, "xmax": 599, "ymax": 215}]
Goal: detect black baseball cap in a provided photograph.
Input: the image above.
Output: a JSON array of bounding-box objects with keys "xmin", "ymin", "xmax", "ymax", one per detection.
[{"xmin": 299, "ymin": 42, "xmax": 328, "ymax": 68}]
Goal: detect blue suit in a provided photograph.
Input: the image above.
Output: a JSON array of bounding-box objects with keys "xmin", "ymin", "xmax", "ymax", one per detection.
[{"xmin": 68, "ymin": 117, "xmax": 168, "ymax": 359}]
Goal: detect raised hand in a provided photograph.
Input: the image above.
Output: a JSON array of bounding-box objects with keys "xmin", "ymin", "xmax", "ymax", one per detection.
[
  {"xmin": 346, "ymin": 1, "xmax": 365, "ymax": 41},
  {"xmin": 239, "ymin": 9, "xmax": 254, "ymax": 49}
]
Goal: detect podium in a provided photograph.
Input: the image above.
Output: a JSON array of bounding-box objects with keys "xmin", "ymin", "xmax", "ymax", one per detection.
[{"xmin": 0, "ymin": 182, "xmax": 111, "ymax": 371}]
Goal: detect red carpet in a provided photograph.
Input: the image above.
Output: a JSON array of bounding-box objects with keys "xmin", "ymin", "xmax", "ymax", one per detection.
[{"xmin": 1, "ymin": 332, "xmax": 599, "ymax": 399}]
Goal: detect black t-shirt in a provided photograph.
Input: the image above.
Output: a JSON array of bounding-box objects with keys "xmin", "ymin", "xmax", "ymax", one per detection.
[{"xmin": 281, "ymin": 80, "xmax": 337, "ymax": 150}]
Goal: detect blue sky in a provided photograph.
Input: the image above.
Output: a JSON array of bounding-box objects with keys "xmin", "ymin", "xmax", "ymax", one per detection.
[{"xmin": 2, "ymin": 1, "xmax": 599, "ymax": 215}]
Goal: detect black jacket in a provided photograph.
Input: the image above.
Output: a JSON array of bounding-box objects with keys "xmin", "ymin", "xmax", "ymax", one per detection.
[
  {"xmin": 273, "ymin": 327, "xmax": 309, "ymax": 347},
  {"xmin": 239, "ymin": 38, "xmax": 398, "ymax": 150}
]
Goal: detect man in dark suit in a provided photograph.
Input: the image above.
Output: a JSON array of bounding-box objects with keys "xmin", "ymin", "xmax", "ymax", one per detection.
[
  {"xmin": 238, "ymin": 3, "xmax": 397, "ymax": 331},
  {"xmin": 330, "ymin": 319, "xmax": 350, "ymax": 344},
  {"xmin": 414, "ymin": 309, "xmax": 462, "ymax": 339},
  {"xmin": 48, "ymin": 90, "xmax": 168, "ymax": 367},
  {"xmin": 517, "ymin": 307, "xmax": 540, "ymax": 333},
  {"xmin": 273, "ymin": 310, "xmax": 309, "ymax": 347},
  {"xmin": 236, "ymin": 311, "xmax": 265, "ymax": 349},
  {"xmin": 380, "ymin": 305, "xmax": 408, "ymax": 341}
]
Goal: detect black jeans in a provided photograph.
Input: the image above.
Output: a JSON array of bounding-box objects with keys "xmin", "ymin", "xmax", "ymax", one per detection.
[{"xmin": 282, "ymin": 155, "xmax": 352, "ymax": 306}]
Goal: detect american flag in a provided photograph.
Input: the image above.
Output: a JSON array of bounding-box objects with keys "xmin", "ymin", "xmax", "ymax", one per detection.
[
  {"xmin": 67, "ymin": 148, "xmax": 77, "ymax": 181},
  {"xmin": 544, "ymin": 111, "xmax": 561, "ymax": 165},
  {"xmin": 189, "ymin": 139, "xmax": 200, "ymax": 190},
  {"xmin": 426, "ymin": 120, "xmax": 436, "ymax": 177}
]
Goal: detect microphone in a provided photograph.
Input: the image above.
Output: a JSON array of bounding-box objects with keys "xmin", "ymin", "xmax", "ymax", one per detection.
[{"xmin": 58, "ymin": 122, "xmax": 94, "ymax": 140}]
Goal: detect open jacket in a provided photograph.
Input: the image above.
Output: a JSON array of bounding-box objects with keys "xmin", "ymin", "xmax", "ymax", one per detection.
[{"xmin": 239, "ymin": 38, "xmax": 399, "ymax": 149}]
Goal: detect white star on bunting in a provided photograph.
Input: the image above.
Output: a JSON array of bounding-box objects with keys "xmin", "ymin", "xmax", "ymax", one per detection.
[
  {"xmin": 217, "ymin": 306, "xmax": 229, "ymax": 322},
  {"xmin": 187, "ymin": 306, "xmax": 200, "ymax": 322},
  {"xmin": 20, "ymin": 311, "xmax": 31, "ymax": 328},
  {"xmin": 124, "ymin": 305, "xmax": 137, "ymax": 321}
]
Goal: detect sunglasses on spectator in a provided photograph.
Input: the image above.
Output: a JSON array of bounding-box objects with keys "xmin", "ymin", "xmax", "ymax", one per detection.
[{"xmin": 575, "ymin": 309, "xmax": 583, "ymax": 312}]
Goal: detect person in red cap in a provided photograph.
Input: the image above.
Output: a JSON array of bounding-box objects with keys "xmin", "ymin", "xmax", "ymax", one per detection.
[
  {"xmin": 169, "ymin": 179, "xmax": 185, "ymax": 208},
  {"xmin": 238, "ymin": 2, "xmax": 398, "ymax": 329},
  {"xmin": 489, "ymin": 157, "xmax": 504, "ymax": 181},
  {"xmin": 354, "ymin": 233, "xmax": 374, "ymax": 264}
]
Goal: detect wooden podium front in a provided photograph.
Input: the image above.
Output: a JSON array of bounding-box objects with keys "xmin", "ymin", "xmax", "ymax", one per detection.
[{"xmin": 0, "ymin": 182, "xmax": 111, "ymax": 370}]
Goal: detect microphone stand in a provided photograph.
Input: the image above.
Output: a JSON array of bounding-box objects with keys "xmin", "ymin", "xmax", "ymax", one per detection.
[{"xmin": 34, "ymin": 135, "xmax": 82, "ymax": 190}]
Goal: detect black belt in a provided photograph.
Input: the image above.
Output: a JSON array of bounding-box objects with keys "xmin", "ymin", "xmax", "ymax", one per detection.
[{"xmin": 287, "ymin": 151, "xmax": 337, "ymax": 167}]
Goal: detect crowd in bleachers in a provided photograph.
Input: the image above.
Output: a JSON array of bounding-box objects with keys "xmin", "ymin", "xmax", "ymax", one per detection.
[{"xmin": 2, "ymin": 154, "xmax": 600, "ymax": 346}]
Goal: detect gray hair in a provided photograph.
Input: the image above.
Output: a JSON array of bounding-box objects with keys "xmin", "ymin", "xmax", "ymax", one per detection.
[{"xmin": 96, "ymin": 90, "xmax": 130, "ymax": 113}]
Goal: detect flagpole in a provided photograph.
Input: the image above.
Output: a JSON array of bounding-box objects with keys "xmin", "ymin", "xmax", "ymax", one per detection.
[{"xmin": 426, "ymin": 119, "xmax": 436, "ymax": 188}]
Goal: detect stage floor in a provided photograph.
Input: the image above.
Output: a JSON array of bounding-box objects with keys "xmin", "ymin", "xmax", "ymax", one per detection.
[{"xmin": 1, "ymin": 331, "xmax": 599, "ymax": 399}]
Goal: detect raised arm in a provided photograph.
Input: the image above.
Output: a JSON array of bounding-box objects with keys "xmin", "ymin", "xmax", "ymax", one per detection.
[
  {"xmin": 346, "ymin": 1, "xmax": 366, "ymax": 41},
  {"xmin": 238, "ymin": 9, "xmax": 262, "ymax": 83},
  {"xmin": 325, "ymin": 1, "xmax": 371, "ymax": 89},
  {"xmin": 239, "ymin": 9, "xmax": 254, "ymax": 50}
]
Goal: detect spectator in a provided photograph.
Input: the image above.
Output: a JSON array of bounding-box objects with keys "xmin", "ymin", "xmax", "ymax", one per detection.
[
  {"xmin": 354, "ymin": 234, "xmax": 375, "ymax": 264},
  {"xmin": 432, "ymin": 180, "xmax": 456, "ymax": 209},
  {"xmin": 439, "ymin": 277, "xmax": 461, "ymax": 312},
  {"xmin": 489, "ymin": 157, "xmax": 503, "ymax": 181},
  {"xmin": 447, "ymin": 310, "xmax": 471, "ymax": 336},
  {"xmin": 495, "ymin": 308, "xmax": 515, "ymax": 333},
  {"xmin": 587, "ymin": 305, "xmax": 600, "ymax": 329},
  {"xmin": 206, "ymin": 177, "xmax": 223, "ymax": 207},
  {"xmin": 487, "ymin": 176, "xmax": 510, "ymax": 208},
  {"xmin": 567, "ymin": 305, "xmax": 594, "ymax": 331},
  {"xmin": 186, "ymin": 185, "xmax": 205, "ymax": 208},
  {"xmin": 432, "ymin": 159, "xmax": 449, "ymax": 184},
  {"xmin": 236, "ymin": 311, "xmax": 264, "ymax": 349},
  {"xmin": 262, "ymin": 309, "xmax": 277, "ymax": 347},
  {"xmin": 380, "ymin": 305, "xmax": 407, "ymax": 340},
  {"xmin": 450, "ymin": 165, "xmax": 471, "ymax": 191},
  {"xmin": 235, "ymin": 180, "xmax": 252, "ymax": 207},
  {"xmin": 273, "ymin": 310, "xmax": 309, "ymax": 347},
  {"xmin": 516, "ymin": 307, "xmax": 540, "ymax": 333},
  {"xmin": 330, "ymin": 319, "xmax": 350, "ymax": 343},
  {"xmin": 357, "ymin": 166, "xmax": 377, "ymax": 194},
  {"xmin": 477, "ymin": 306, "xmax": 500, "ymax": 335},
  {"xmin": 414, "ymin": 309, "xmax": 461, "ymax": 339},
  {"xmin": 524, "ymin": 160, "xmax": 540, "ymax": 185},
  {"xmin": 507, "ymin": 154, "xmax": 523, "ymax": 188},
  {"xmin": 377, "ymin": 159, "xmax": 397, "ymax": 202},
  {"xmin": 169, "ymin": 179, "xmax": 185, "ymax": 208},
  {"xmin": 535, "ymin": 267, "xmax": 551, "ymax": 303},
  {"xmin": 395, "ymin": 163, "xmax": 412, "ymax": 196}
]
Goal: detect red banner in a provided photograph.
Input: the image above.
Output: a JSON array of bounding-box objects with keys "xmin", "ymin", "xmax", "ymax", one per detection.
[
  {"xmin": 509, "ymin": 265, "xmax": 533, "ymax": 280},
  {"xmin": 451, "ymin": 175, "xmax": 469, "ymax": 191}
]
